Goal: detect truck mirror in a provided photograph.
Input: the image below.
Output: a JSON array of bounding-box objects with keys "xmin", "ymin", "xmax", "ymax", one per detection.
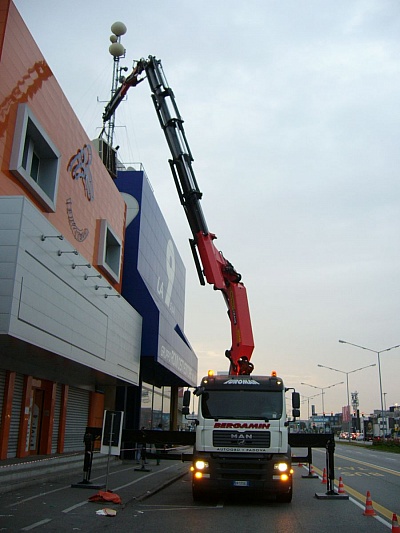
[
  {"xmin": 292, "ymin": 408, "xmax": 300, "ymax": 418},
  {"xmin": 182, "ymin": 406, "xmax": 190, "ymax": 416},
  {"xmin": 183, "ymin": 390, "xmax": 191, "ymax": 407},
  {"xmin": 292, "ymin": 392, "xmax": 300, "ymax": 409}
]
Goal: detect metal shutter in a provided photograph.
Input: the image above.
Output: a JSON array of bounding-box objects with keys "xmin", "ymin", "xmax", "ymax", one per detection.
[
  {"xmin": 64, "ymin": 386, "xmax": 90, "ymax": 452},
  {"xmin": 51, "ymin": 383, "xmax": 63, "ymax": 454},
  {"xmin": 0, "ymin": 369, "xmax": 6, "ymax": 422},
  {"xmin": 7, "ymin": 373, "xmax": 24, "ymax": 458}
]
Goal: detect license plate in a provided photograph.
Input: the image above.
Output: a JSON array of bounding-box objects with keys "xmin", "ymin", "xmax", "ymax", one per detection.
[{"xmin": 233, "ymin": 480, "xmax": 249, "ymax": 487}]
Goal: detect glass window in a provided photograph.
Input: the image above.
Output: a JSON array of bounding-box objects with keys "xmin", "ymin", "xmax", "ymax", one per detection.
[
  {"xmin": 201, "ymin": 390, "xmax": 282, "ymax": 420},
  {"xmin": 140, "ymin": 383, "xmax": 171, "ymax": 429},
  {"xmin": 9, "ymin": 104, "xmax": 61, "ymax": 212},
  {"xmin": 97, "ymin": 219, "xmax": 122, "ymax": 282}
]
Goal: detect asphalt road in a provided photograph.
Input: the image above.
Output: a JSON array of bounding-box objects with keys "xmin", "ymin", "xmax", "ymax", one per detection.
[
  {"xmin": 310, "ymin": 441, "xmax": 400, "ymax": 524},
  {"xmin": 0, "ymin": 445, "xmax": 397, "ymax": 532}
]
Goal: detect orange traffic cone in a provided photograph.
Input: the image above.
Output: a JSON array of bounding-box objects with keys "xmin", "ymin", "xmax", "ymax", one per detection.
[
  {"xmin": 321, "ymin": 467, "xmax": 327, "ymax": 484},
  {"xmin": 298, "ymin": 462, "xmax": 303, "ymax": 467},
  {"xmin": 338, "ymin": 476, "xmax": 345, "ymax": 494},
  {"xmin": 392, "ymin": 513, "xmax": 400, "ymax": 533},
  {"xmin": 310, "ymin": 464, "xmax": 316, "ymax": 475},
  {"xmin": 363, "ymin": 491, "xmax": 376, "ymax": 516}
]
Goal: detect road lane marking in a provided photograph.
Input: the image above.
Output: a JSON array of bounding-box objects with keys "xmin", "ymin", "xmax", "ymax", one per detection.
[
  {"xmin": 313, "ymin": 447, "xmax": 400, "ymax": 476},
  {"xmin": 62, "ymin": 501, "xmax": 88, "ymax": 513},
  {"xmin": 310, "ymin": 465, "xmax": 393, "ymax": 524},
  {"xmin": 62, "ymin": 464, "xmax": 184, "ymax": 513},
  {"xmin": 21, "ymin": 518, "xmax": 52, "ymax": 530}
]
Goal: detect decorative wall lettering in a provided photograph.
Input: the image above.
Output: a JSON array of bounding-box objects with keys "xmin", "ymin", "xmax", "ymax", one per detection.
[
  {"xmin": 66, "ymin": 198, "xmax": 89, "ymax": 242},
  {"xmin": 67, "ymin": 144, "xmax": 94, "ymax": 201}
]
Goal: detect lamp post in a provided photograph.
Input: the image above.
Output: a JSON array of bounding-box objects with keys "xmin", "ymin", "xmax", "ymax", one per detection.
[
  {"xmin": 300, "ymin": 381, "xmax": 344, "ymax": 432},
  {"xmin": 383, "ymin": 393, "xmax": 388, "ymax": 437},
  {"xmin": 338, "ymin": 340, "xmax": 400, "ymax": 439},
  {"xmin": 301, "ymin": 393, "xmax": 322, "ymax": 426},
  {"xmin": 317, "ymin": 363, "xmax": 375, "ymax": 442}
]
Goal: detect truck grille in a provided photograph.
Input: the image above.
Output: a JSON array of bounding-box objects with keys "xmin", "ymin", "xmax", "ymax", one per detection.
[{"xmin": 213, "ymin": 430, "xmax": 271, "ymax": 448}]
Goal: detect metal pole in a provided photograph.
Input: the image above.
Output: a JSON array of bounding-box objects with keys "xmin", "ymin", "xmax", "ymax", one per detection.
[
  {"xmin": 377, "ymin": 352, "xmax": 385, "ymax": 440},
  {"xmin": 338, "ymin": 340, "xmax": 400, "ymax": 440},
  {"xmin": 346, "ymin": 374, "xmax": 351, "ymax": 443},
  {"xmin": 105, "ymin": 412, "xmax": 115, "ymax": 492}
]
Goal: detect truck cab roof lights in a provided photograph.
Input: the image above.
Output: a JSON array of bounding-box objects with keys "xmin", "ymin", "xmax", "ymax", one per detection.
[
  {"xmin": 271, "ymin": 370, "xmax": 277, "ymax": 377},
  {"xmin": 208, "ymin": 370, "xmax": 214, "ymax": 377}
]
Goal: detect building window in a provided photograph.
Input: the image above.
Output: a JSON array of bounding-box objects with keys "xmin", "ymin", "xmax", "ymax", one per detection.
[
  {"xmin": 9, "ymin": 104, "xmax": 61, "ymax": 212},
  {"xmin": 97, "ymin": 219, "xmax": 122, "ymax": 282}
]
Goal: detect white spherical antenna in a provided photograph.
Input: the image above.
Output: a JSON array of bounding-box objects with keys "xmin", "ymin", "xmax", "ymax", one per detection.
[
  {"xmin": 111, "ymin": 21, "xmax": 127, "ymax": 37},
  {"xmin": 110, "ymin": 34, "xmax": 117, "ymax": 43},
  {"xmin": 109, "ymin": 42, "xmax": 125, "ymax": 57}
]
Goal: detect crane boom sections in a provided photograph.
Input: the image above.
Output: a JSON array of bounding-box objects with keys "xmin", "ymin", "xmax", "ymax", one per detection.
[{"xmin": 102, "ymin": 55, "xmax": 254, "ymax": 374}]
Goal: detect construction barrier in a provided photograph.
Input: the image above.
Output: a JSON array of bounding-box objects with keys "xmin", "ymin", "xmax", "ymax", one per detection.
[
  {"xmin": 363, "ymin": 491, "xmax": 376, "ymax": 516},
  {"xmin": 392, "ymin": 513, "xmax": 400, "ymax": 533}
]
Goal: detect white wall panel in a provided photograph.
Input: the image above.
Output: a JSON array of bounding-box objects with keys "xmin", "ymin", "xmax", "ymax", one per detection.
[{"xmin": 0, "ymin": 196, "xmax": 142, "ymax": 386}]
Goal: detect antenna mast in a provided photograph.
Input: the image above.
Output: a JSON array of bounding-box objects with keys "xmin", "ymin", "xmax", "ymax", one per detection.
[{"xmin": 106, "ymin": 21, "xmax": 128, "ymax": 149}]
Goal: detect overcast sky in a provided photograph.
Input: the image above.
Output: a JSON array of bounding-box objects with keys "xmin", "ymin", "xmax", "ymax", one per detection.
[{"xmin": 13, "ymin": 0, "xmax": 400, "ymax": 417}]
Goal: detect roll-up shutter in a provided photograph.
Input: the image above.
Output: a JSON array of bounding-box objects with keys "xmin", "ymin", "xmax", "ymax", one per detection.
[
  {"xmin": 7, "ymin": 373, "xmax": 24, "ymax": 458},
  {"xmin": 0, "ymin": 369, "xmax": 6, "ymax": 422},
  {"xmin": 51, "ymin": 383, "xmax": 63, "ymax": 454},
  {"xmin": 64, "ymin": 386, "xmax": 90, "ymax": 452}
]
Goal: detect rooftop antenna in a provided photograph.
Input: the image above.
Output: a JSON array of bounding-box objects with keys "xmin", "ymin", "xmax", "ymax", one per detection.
[
  {"xmin": 96, "ymin": 21, "xmax": 128, "ymax": 178},
  {"xmin": 106, "ymin": 21, "xmax": 128, "ymax": 150}
]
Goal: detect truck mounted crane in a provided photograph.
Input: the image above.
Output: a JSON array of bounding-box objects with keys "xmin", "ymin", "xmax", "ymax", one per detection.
[
  {"xmin": 101, "ymin": 56, "xmax": 340, "ymax": 503},
  {"xmin": 103, "ymin": 56, "xmax": 254, "ymax": 376}
]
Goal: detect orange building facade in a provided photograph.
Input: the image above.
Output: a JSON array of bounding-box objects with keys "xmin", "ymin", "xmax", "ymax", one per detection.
[{"xmin": 0, "ymin": 1, "xmax": 143, "ymax": 458}]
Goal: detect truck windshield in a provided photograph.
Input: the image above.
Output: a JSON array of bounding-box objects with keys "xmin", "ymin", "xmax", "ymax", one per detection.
[{"xmin": 201, "ymin": 390, "xmax": 283, "ymax": 420}]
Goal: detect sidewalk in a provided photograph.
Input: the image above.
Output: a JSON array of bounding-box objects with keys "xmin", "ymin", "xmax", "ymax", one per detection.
[{"xmin": 0, "ymin": 451, "xmax": 189, "ymax": 498}]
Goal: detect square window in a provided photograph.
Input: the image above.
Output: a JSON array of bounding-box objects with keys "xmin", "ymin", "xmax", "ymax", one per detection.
[
  {"xmin": 9, "ymin": 104, "xmax": 61, "ymax": 212},
  {"xmin": 97, "ymin": 219, "xmax": 122, "ymax": 283}
]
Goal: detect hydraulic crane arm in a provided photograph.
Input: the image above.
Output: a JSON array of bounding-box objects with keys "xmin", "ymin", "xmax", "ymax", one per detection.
[{"xmin": 102, "ymin": 56, "xmax": 254, "ymax": 375}]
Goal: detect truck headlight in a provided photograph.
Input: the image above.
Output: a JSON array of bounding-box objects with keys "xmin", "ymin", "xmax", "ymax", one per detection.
[
  {"xmin": 194, "ymin": 460, "xmax": 208, "ymax": 470},
  {"xmin": 274, "ymin": 462, "xmax": 289, "ymax": 472}
]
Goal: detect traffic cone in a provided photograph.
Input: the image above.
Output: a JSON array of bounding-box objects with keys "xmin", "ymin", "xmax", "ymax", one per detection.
[
  {"xmin": 392, "ymin": 513, "xmax": 400, "ymax": 533},
  {"xmin": 298, "ymin": 461, "xmax": 303, "ymax": 467},
  {"xmin": 363, "ymin": 491, "xmax": 376, "ymax": 516},
  {"xmin": 310, "ymin": 464, "xmax": 316, "ymax": 475},
  {"xmin": 337, "ymin": 476, "xmax": 345, "ymax": 494},
  {"xmin": 321, "ymin": 467, "xmax": 327, "ymax": 484}
]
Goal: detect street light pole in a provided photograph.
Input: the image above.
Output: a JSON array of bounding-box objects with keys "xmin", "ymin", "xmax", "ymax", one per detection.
[
  {"xmin": 317, "ymin": 363, "xmax": 375, "ymax": 442},
  {"xmin": 338, "ymin": 340, "xmax": 400, "ymax": 439},
  {"xmin": 300, "ymin": 381, "xmax": 344, "ymax": 432},
  {"xmin": 301, "ymin": 393, "xmax": 322, "ymax": 426}
]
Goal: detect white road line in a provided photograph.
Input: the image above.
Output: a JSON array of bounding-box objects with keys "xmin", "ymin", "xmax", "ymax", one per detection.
[
  {"xmin": 6, "ymin": 463, "xmax": 172, "ymax": 508},
  {"xmin": 62, "ymin": 501, "xmax": 88, "ymax": 513},
  {"xmin": 7, "ymin": 486, "xmax": 70, "ymax": 507},
  {"xmin": 62, "ymin": 464, "xmax": 182, "ymax": 514},
  {"xmin": 21, "ymin": 518, "xmax": 52, "ymax": 530}
]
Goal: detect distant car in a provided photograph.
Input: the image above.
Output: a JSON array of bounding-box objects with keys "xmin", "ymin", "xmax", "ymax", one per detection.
[
  {"xmin": 355, "ymin": 433, "xmax": 364, "ymax": 441},
  {"xmin": 338, "ymin": 432, "xmax": 348, "ymax": 440}
]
